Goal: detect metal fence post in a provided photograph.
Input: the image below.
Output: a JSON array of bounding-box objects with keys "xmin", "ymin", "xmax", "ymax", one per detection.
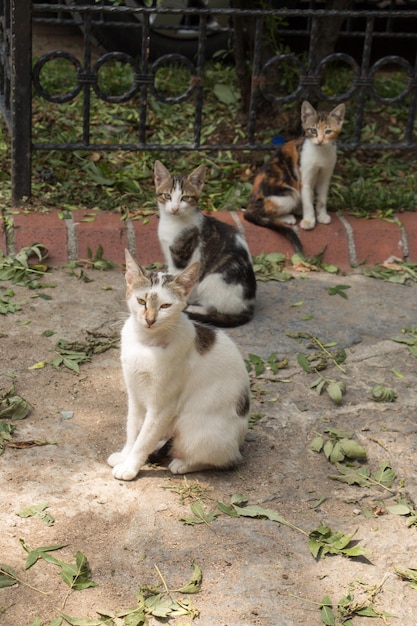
[{"xmin": 10, "ymin": 0, "xmax": 32, "ymax": 204}]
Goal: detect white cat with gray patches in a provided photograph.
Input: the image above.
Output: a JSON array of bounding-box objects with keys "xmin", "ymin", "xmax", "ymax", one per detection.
[
  {"xmin": 154, "ymin": 160, "xmax": 257, "ymax": 327},
  {"xmin": 107, "ymin": 250, "xmax": 250, "ymax": 481}
]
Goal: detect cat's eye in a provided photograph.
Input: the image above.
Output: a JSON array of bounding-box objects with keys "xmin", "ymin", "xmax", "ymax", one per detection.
[
  {"xmin": 181, "ymin": 195, "xmax": 192, "ymax": 202},
  {"xmin": 160, "ymin": 303, "xmax": 172, "ymax": 309},
  {"xmin": 309, "ymin": 128, "xmax": 317, "ymax": 136},
  {"xmin": 136, "ymin": 297, "xmax": 146, "ymax": 306},
  {"xmin": 162, "ymin": 193, "xmax": 171, "ymax": 200},
  {"xmin": 325, "ymin": 129, "xmax": 333, "ymax": 135}
]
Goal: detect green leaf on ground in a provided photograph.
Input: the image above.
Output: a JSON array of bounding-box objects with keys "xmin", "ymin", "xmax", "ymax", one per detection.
[
  {"xmin": 309, "ymin": 523, "xmax": 367, "ymax": 560},
  {"xmin": 28, "ymin": 618, "xmax": 62, "ymax": 626},
  {"xmin": 17, "ymin": 503, "xmax": 55, "ymax": 526},
  {"xmin": 82, "ymin": 562, "xmax": 201, "ymax": 623},
  {"xmin": 289, "ymin": 331, "xmax": 347, "ymax": 373},
  {"xmin": 392, "ymin": 326, "xmax": 417, "ymax": 357},
  {"xmin": 371, "ymin": 384, "xmax": 397, "ymax": 402},
  {"xmin": 0, "ymin": 420, "xmax": 16, "ymax": 455},
  {"xmin": 363, "ymin": 261, "xmax": 417, "ymax": 284},
  {"xmin": 329, "ymin": 461, "xmax": 396, "ymax": 491},
  {"xmin": 50, "ymin": 330, "xmax": 119, "ymax": 373},
  {"xmin": 297, "ymin": 352, "xmax": 311, "ymax": 372},
  {"xmin": 0, "ymin": 383, "xmax": 32, "ymax": 420},
  {"xmin": 0, "ymin": 560, "xmax": 47, "ymax": 595},
  {"xmin": 310, "ymin": 428, "xmax": 367, "ymax": 463},
  {"xmin": 180, "ymin": 502, "xmax": 218, "ymax": 526},
  {"xmin": 395, "ymin": 567, "xmax": 417, "ymax": 589},
  {"xmin": 0, "ymin": 244, "xmax": 49, "ymax": 287},
  {"xmin": 175, "ymin": 562, "xmax": 203, "ymax": 594},
  {"xmin": 320, "ymin": 579, "xmax": 396, "ymax": 624},
  {"xmin": 245, "ymin": 352, "xmax": 288, "ymax": 378},
  {"xmin": 0, "ymin": 563, "xmax": 19, "ymax": 588},
  {"xmin": 216, "ymin": 494, "xmax": 307, "ymax": 535},
  {"xmin": 42, "ymin": 550, "xmax": 97, "ymax": 591},
  {"xmin": 252, "ymin": 252, "xmax": 292, "ymax": 282},
  {"xmin": 213, "ymin": 83, "xmax": 239, "ymax": 105},
  {"xmin": 328, "ymin": 284, "xmax": 351, "ymax": 298},
  {"xmin": 0, "ymin": 288, "xmax": 21, "ymax": 314},
  {"xmin": 320, "ymin": 595, "xmax": 335, "ymax": 625},
  {"xmin": 20, "ymin": 539, "xmax": 69, "ymax": 570},
  {"xmin": 61, "ymin": 616, "xmax": 105, "ymax": 626},
  {"xmin": 387, "ymin": 495, "xmax": 417, "ymax": 528},
  {"xmin": 326, "ymin": 380, "xmax": 346, "ymax": 405}
]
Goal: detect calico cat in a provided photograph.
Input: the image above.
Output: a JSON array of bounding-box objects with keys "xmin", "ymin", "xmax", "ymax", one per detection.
[
  {"xmin": 107, "ymin": 250, "xmax": 250, "ymax": 481},
  {"xmin": 244, "ymin": 100, "xmax": 345, "ymax": 238},
  {"xmin": 154, "ymin": 160, "xmax": 256, "ymax": 327}
]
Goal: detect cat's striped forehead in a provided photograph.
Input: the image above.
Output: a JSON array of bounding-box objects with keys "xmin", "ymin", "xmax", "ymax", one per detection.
[
  {"xmin": 156, "ymin": 173, "xmax": 185, "ymax": 193},
  {"xmin": 155, "ymin": 174, "xmax": 202, "ymax": 201},
  {"xmin": 315, "ymin": 111, "xmax": 331, "ymax": 124},
  {"xmin": 305, "ymin": 111, "xmax": 337, "ymax": 129},
  {"xmin": 130, "ymin": 270, "xmax": 171, "ymax": 290},
  {"xmin": 302, "ymin": 103, "xmax": 345, "ymax": 135},
  {"xmin": 145, "ymin": 270, "xmax": 172, "ymax": 286},
  {"xmin": 126, "ymin": 270, "xmax": 183, "ymax": 299}
]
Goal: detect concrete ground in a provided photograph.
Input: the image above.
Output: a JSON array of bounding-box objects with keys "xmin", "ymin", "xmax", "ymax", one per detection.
[{"xmin": 1, "ymin": 265, "xmax": 417, "ymax": 626}]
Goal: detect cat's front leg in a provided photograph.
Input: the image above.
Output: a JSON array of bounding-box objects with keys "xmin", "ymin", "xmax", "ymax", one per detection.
[
  {"xmin": 300, "ymin": 185, "xmax": 316, "ymax": 230},
  {"xmin": 111, "ymin": 428, "xmax": 150, "ymax": 480},
  {"xmin": 107, "ymin": 397, "xmax": 145, "ymax": 469},
  {"xmin": 112, "ymin": 409, "xmax": 172, "ymax": 481},
  {"xmin": 316, "ymin": 208, "xmax": 331, "ymax": 225},
  {"xmin": 315, "ymin": 172, "xmax": 332, "ymax": 224}
]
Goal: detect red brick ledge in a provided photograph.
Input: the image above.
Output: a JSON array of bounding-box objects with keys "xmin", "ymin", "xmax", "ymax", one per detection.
[{"xmin": 1, "ymin": 209, "xmax": 414, "ymax": 272}]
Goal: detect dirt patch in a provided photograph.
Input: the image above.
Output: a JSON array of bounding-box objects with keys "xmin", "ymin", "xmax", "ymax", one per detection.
[{"xmin": 1, "ymin": 268, "xmax": 417, "ymax": 625}]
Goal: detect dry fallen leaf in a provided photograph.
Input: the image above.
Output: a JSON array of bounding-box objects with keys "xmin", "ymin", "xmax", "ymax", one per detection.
[{"xmin": 5, "ymin": 439, "xmax": 54, "ymax": 449}]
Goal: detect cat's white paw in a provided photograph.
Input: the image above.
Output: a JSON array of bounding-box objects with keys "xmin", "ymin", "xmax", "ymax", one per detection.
[
  {"xmin": 169, "ymin": 458, "xmax": 210, "ymax": 474},
  {"xmin": 169, "ymin": 458, "xmax": 189, "ymax": 474},
  {"xmin": 107, "ymin": 451, "xmax": 126, "ymax": 467},
  {"xmin": 281, "ymin": 214, "xmax": 296, "ymax": 225},
  {"xmin": 300, "ymin": 218, "xmax": 316, "ymax": 230},
  {"xmin": 317, "ymin": 213, "xmax": 331, "ymax": 225},
  {"xmin": 112, "ymin": 460, "xmax": 140, "ymax": 481}
]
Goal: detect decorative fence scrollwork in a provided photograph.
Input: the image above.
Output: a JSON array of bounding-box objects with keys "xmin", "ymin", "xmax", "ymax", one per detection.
[{"xmin": 1, "ymin": 1, "xmax": 416, "ymax": 203}]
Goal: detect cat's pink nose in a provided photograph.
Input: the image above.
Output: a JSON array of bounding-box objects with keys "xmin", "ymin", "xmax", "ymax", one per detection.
[
  {"xmin": 171, "ymin": 206, "xmax": 179, "ymax": 214},
  {"xmin": 146, "ymin": 317, "xmax": 155, "ymax": 327}
]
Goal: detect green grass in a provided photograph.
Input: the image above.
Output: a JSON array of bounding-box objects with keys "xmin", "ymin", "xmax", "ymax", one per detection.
[
  {"xmin": 0, "ymin": 56, "xmax": 415, "ymax": 218},
  {"xmin": 332, "ymin": 153, "xmax": 417, "ymax": 218}
]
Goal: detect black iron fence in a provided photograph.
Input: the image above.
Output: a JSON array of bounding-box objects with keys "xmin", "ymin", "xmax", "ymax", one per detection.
[{"xmin": 1, "ymin": 1, "xmax": 417, "ymax": 203}]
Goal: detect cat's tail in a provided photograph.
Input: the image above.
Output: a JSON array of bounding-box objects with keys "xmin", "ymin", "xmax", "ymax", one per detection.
[
  {"xmin": 243, "ymin": 209, "xmax": 303, "ymax": 253},
  {"xmin": 186, "ymin": 304, "xmax": 255, "ymax": 327}
]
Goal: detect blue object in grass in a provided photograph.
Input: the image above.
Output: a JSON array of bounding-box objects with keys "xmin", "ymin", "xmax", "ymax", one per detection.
[{"xmin": 272, "ymin": 135, "xmax": 286, "ymax": 146}]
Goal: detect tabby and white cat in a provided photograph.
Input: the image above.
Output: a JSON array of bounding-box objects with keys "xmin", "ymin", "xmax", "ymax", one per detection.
[
  {"xmin": 244, "ymin": 100, "xmax": 345, "ymax": 237},
  {"xmin": 107, "ymin": 250, "xmax": 250, "ymax": 481},
  {"xmin": 154, "ymin": 160, "xmax": 256, "ymax": 327}
]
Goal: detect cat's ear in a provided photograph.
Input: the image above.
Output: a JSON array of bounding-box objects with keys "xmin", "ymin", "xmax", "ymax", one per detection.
[
  {"xmin": 154, "ymin": 160, "xmax": 171, "ymax": 187},
  {"xmin": 174, "ymin": 262, "xmax": 200, "ymax": 296},
  {"xmin": 329, "ymin": 103, "xmax": 345, "ymax": 127},
  {"xmin": 124, "ymin": 249, "xmax": 145, "ymax": 286},
  {"xmin": 187, "ymin": 165, "xmax": 206, "ymax": 192},
  {"xmin": 301, "ymin": 101, "xmax": 317, "ymax": 124}
]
